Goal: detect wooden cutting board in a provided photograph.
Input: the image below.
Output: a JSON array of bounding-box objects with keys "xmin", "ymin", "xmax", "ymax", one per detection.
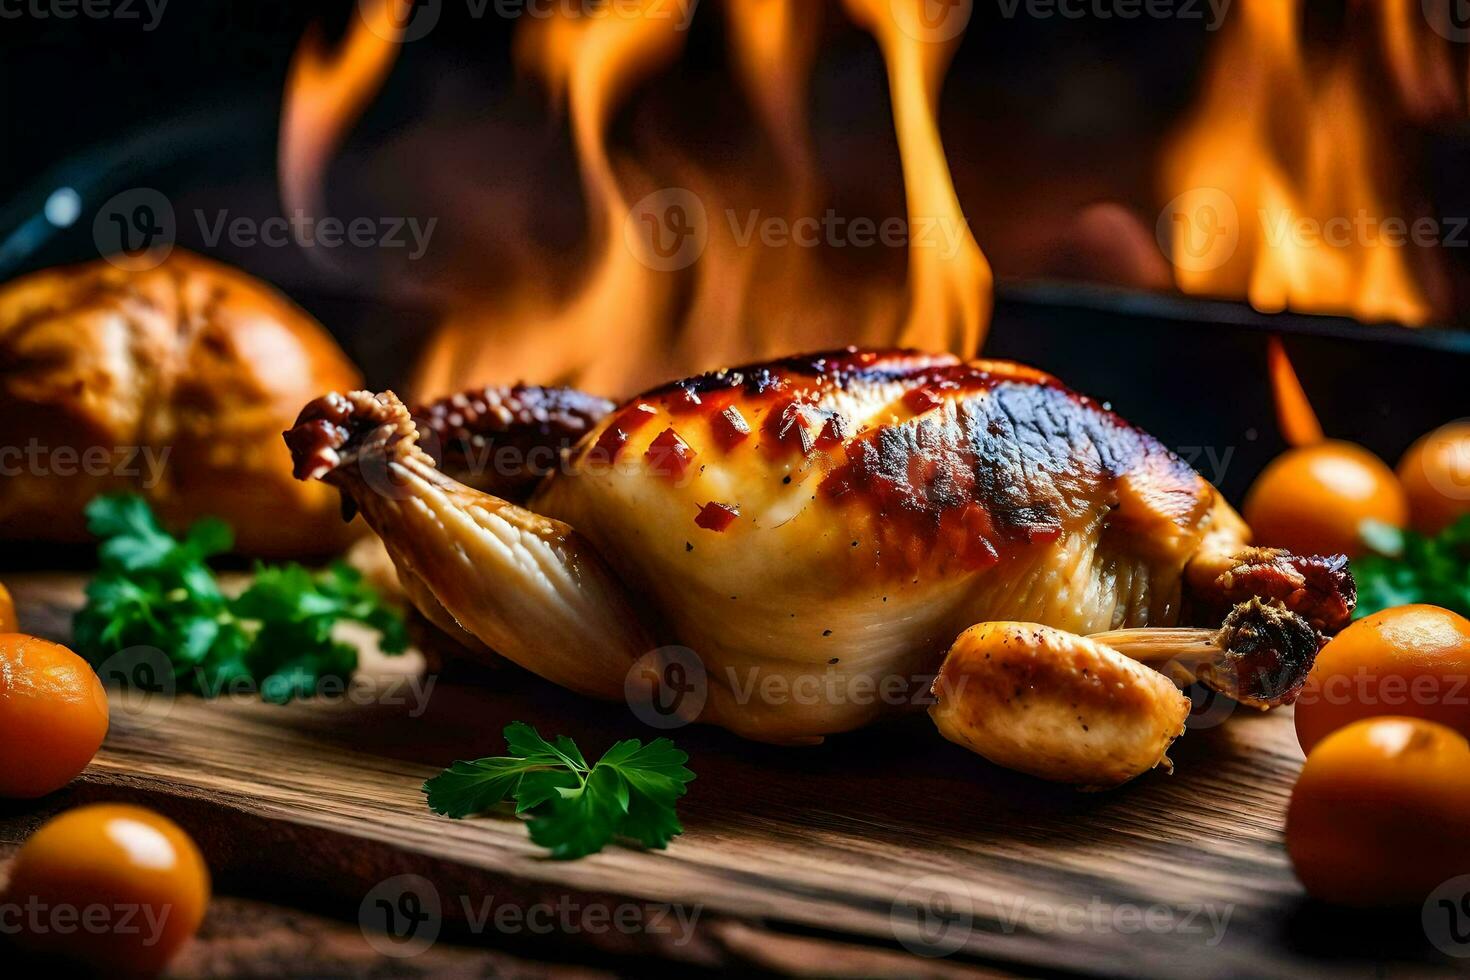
[{"xmin": 7, "ymin": 572, "xmax": 1458, "ymax": 978}]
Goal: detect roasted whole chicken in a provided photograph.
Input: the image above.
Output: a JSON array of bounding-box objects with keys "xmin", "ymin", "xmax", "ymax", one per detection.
[{"xmin": 286, "ymin": 349, "xmax": 1353, "ymax": 784}]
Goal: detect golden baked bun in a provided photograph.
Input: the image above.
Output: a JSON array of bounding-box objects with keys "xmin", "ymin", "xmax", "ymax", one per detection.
[{"xmin": 0, "ymin": 250, "xmax": 361, "ymax": 557}]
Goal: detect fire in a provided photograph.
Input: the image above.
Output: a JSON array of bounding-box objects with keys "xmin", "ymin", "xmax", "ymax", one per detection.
[
  {"xmin": 396, "ymin": 0, "xmax": 989, "ymax": 399},
  {"xmin": 279, "ymin": 0, "xmax": 410, "ymax": 219},
  {"xmin": 840, "ymin": 0, "xmax": 991, "ymax": 353},
  {"xmin": 1266, "ymin": 337, "xmax": 1323, "ymax": 448},
  {"xmin": 723, "ymin": 0, "xmax": 822, "ymax": 184},
  {"xmin": 1161, "ymin": 0, "xmax": 1434, "ymax": 326},
  {"xmin": 1377, "ymin": 0, "xmax": 1460, "ymax": 123}
]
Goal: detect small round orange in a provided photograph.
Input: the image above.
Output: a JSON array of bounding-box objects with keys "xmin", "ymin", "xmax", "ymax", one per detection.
[
  {"xmin": 1243, "ymin": 440, "xmax": 1408, "ymax": 557},
  {"xmin": 1295, "ymin": 605, "xmax": 1470, "ymax": 755},
  {"xmin": 0, "ymin": 633, "xmax": 110, "ymax": 797},
  {"xmin": 1397, "ymin": 421, "xmax": 1470, "ymax": 535},
  {"xmin": 3, "ymin": 804, "xmax": 211, "ymax": 975},
  {"xmin": 1286, "ymin": 717, "xmax": 1470, "ymax": 906},
  {"xmin": 0, "ymin": 580, "xmax": 15, "ymax": 632}
]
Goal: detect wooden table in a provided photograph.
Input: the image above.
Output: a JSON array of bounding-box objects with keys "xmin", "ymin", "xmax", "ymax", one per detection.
[{"xmin": 1, "ymin": 572, "xmax": 1460, "ymax": 978}]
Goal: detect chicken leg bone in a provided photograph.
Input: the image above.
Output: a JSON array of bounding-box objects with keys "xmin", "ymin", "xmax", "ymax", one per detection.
[
  {"xmin": 285, "ymin": 389, "xmax": 653, "ymax": 700},
  {"xmin": 1091, "ymin": 598, "xmax": 1320, "ymax": 709},
  {"xmin": 929, "ymin": 600, "xmax": 1319, "ymax": 788}
]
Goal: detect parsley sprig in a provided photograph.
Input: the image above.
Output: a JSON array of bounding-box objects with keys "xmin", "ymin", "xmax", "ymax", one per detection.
[
  {"xmin": 424, "ymin": 723, "xmax": 695, "ymax": 859},
  {"xmin": 1356, "ymin": 515, "xmax": 1470, "ymax": 619},
  {"xmin": 72, "ymin": 494, "xmax": 406, "ymax": 702}
]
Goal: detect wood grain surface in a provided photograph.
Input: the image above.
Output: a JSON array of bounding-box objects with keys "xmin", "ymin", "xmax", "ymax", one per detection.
[{"xmin": 4, "ymin": 573, "xmax": 1460, "ymax": 979}]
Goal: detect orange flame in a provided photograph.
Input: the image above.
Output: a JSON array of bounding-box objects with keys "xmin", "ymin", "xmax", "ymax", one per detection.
[
  {"xmin": 723, "ymin": 0, "xmax": 822, "ymax": 186},
  {"xmin": 1377, "ymin": 0, "xmax": 1461, "ymax": 122},
  {"xmin": 413, "ymin": 1, "xmax": 693, "ymax": 396},
  {"xmin": 1266, "ymin": 336, "xmax": 1324, "ymax": 448},
  {"xmin": 279, "ymin": 0, "xmax": 409, "ymax": 219},
  {"xmin": 841, "ymin": 0, "xmax": 991, "ymax": 353},
  {"xmin": 1161, "ymin": 0, "xmax": 1433, "ymax": 326},
  {"xmin": 410, "ymin": 0, "xmax": 990, "ymax": 399}
]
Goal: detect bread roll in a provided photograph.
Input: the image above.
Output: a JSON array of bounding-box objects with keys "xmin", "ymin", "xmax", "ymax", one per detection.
[{"xmin": 0, "ymin": 250, "xmax": 361, "ymax": 557}]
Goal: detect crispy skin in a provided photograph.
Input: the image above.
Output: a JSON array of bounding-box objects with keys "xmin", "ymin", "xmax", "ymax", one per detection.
[
  {"xmin": 1212, "ymin": 598, "xmax": 1322, "ymax": 707},
  {"xmin": 286, "ymin": 348, "xmax": 1354, "ymax": 742},
  {"xmin": 526, "ymin": 348, "xmax": 1235, "ymax": 737},
  {"xmin": 412, "ymin": 385, "xmax": 614, "ymax": 502},
  {"xmin": 1185, "ymin": 544, "xmax": 1355, "ymax": 635},
  {"xmin": 287, "ymin": 390, "xmax": 652, "ymax": 701},
  {"xmin": 564, "ymin": 348, "xmax": 1212, "ymax": 577},
  {"xmin": 0, "ymin": 250, "xmax": 360, "ymax": 556},
  {"xmin": 931, "ymin": 622, "xmax": 1190, "ymax": 788}
]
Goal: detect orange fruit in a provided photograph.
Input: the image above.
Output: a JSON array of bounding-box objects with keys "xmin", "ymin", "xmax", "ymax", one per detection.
[
  {"xmin": 1287, "ymin": 717, "xmax": 1470, "ymax": 906},
  {"xmin": 1397, "ymin": 421, "xmax": 1470, "ymax": 535},
  {"xmin": 0, "ymin": 580, "xmax": 15, "ymax": 632},
  {"xmin": 1243, "ymin": 440, "xmax": 1407, "ymax": 557},
  {"xmin": 0, "ymin": 633, "xmax": 109, "ymax": 797},
  {"xmin": 1295, "ymin": 605, "xmax": 1470, "ymax": 755},
  {"xmin": 3, "ymin": 804, "xmax": 210, "ymax": 975}
]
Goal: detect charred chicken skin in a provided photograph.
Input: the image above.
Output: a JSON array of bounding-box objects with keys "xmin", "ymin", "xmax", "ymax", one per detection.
[{"xmin": 286, "ymin": 349, "xmax": 1354, "ymax": 774}]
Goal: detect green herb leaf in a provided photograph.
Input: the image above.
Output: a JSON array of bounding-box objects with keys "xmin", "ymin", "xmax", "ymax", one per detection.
[
  {"xmin": 504, "ymin": 720, "xmax": 588, "ymax": 772},
  {"xmin": 599, "ymin": 737, "xmax": 694, "ymax": 850},
  {"xmin": 423, "ymin": 724, "xmax": 695, "ymax": 859},
  {"xmin": 526, "ymin": 765, "xmax": 626, "ymax": 860},
  {"xmin": 424, "ymin": 758, "xmax": 546, "ymax": 818},
  {"xmin": 73, "ymin": 494, "xmax": 405, "ymax": 702},
  {"xmin": 1355, "ymin": 514, "xmax": 1470, "ymax": 620},
  {"xmin": 513, "ymin": 769, "xmax": 582, "ymax": 814}
]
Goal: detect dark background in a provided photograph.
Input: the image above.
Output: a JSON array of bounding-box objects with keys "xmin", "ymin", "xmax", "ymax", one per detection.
[
  {"xmin": 0, "ymin": 1, "xmax": 1211, "ymax": 227},
  {"xmin": 2, "ymin": 1, "xmax": 1467, "ymax": 502}
]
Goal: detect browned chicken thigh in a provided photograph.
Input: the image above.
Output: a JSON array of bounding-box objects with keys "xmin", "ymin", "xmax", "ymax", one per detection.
[{"xmin": 286, "ymin": 349, "xmax": 1352, "ymax": 775}]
